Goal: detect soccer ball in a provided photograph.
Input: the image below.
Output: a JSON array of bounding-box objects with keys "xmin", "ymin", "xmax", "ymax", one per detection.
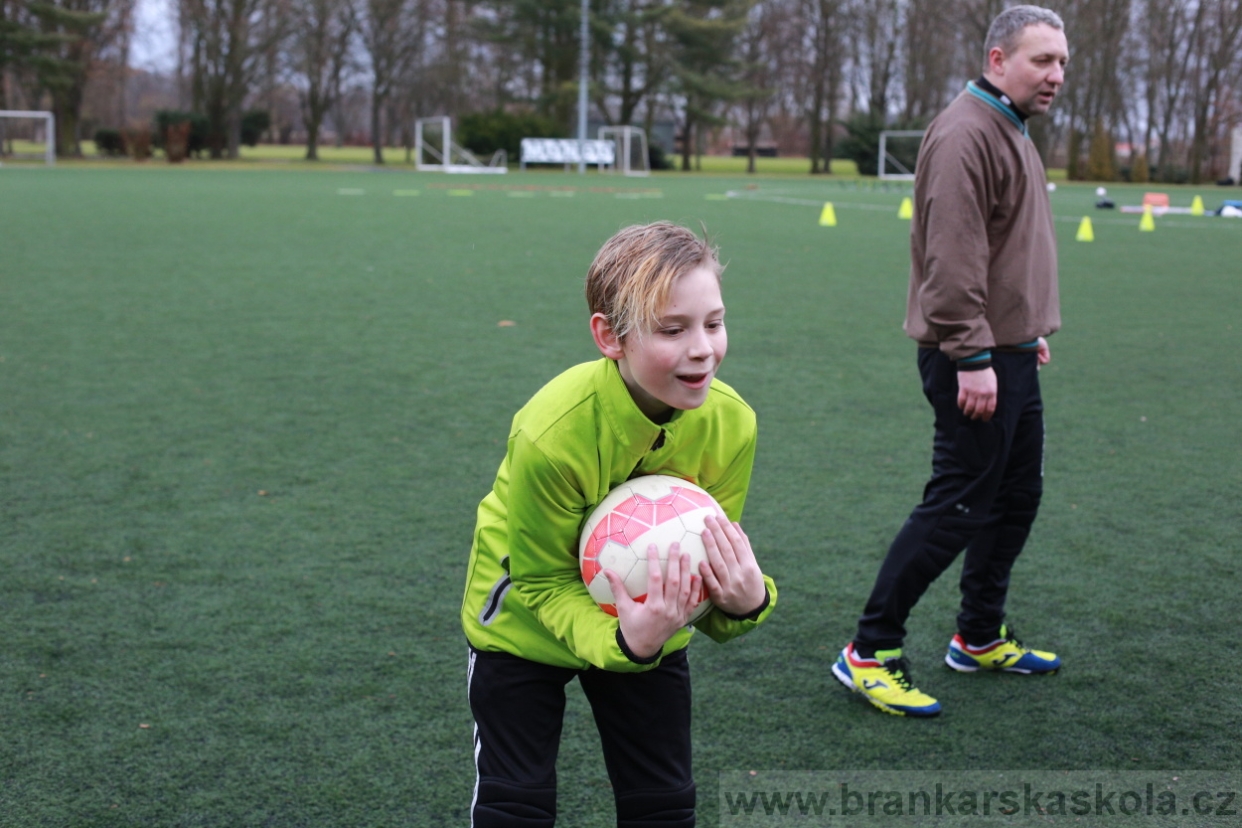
[{"xmin": 579, "ymin": 475, "xmax": 725, "ymax": 623}]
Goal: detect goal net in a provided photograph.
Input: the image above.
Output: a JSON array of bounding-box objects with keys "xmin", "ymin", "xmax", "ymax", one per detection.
[
  {"xmin": 414, "ymin": 116, "xmax": 507, "ymax": 174},
  {"xmin": 0, "ymin": 110, "xmax": 55, "ymax": 166},
  {"xmin": 878, "ymin": 130, "xmax": 923, "ymax": 180},
  {"xmin": 598, "ymin": 126, "xmax": 650, "ymax": 176}
]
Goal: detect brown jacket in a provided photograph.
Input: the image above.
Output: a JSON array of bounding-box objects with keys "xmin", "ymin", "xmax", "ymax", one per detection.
[{"xmin": 905, "ymin": 83, "xmax": 1061, "ymax": 362}]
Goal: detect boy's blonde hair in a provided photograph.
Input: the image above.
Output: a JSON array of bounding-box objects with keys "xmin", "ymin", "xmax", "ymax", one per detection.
[{"xmin": 585, "ymin": 222, "xmax": 722, "ymax": 341}]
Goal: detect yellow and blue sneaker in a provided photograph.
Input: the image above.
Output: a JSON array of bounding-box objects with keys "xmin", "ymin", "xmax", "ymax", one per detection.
[
  {"xmin": 945, "ymin": 625, "xmax": 1061, "ymax": 674},
  {"xmin": 832, "ymin": 643, "xmax": 941, "ymax": 717}
]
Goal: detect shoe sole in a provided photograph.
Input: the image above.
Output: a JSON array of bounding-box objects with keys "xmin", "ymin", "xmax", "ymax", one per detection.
[
  {"xmin": 833, "ymin": 661, "xmax": 940, "ymax": 718},
  {"xmin": 945, "ymin": 651, "xmax": 1059, "ymax": 674}
]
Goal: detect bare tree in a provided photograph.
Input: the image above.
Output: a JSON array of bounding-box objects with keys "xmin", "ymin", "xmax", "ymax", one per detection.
[
  {"xmin": 956, "ymin": 0, "xmax": 1004, "ymax": 78},
  {"xmin": 1057, "ymin": 0, "xmax": 1131, "ymax": 179},
  {"xmin": 591, "ymin": 0, "xmax": 669, "ymax": 127},
  {"xmin": 288, "ymin": 0, "xmax": 355, "ymax": 159},
  {"xmin": 801, "ymin": 0, "xmax": 842, "ymax": 173},
  {"xmin": 113, "ymin": 0, "xmax": 133, "ymax": 123},
  {"xmin": 1187, "ymin": 0, "xmax": 1242, "ymax": 182},
  {"xmin": 359, "ymin": 0, "xmax": 420, "ymax": 163},
  {"xmin": 847, "ymin": 0, "xmax": 902, "ymax": 120},
  {"xmin": 733, "ymin": 0, "xmax": 782, "ymax": 171},
  {"xmin": 180, "ymin": 0, "xmax": 288, "ymax": 158},
  {"xmin": 1141, "ymin": 0, "xmax": 1204, "ymax": 179},
  {"xmin": 902, "ymin": 0, "xmax": 957, "ymax": 123}
]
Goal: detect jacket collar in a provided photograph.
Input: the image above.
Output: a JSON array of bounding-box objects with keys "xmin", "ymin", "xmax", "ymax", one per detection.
[
  {"xmin": 595, "ymin": 358, "xmax": 681, "ymax": 453},
  {"xmin": 967, "ymin": 80, "xmax": 1029, "ymax": 137}
]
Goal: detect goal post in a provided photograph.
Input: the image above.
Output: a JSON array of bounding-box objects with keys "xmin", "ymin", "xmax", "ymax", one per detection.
[
  {"xmin": 0, "ymin": 110, "xmax": 56, "ymax": 166},
  {"xmin": 598, "ymin": 126, "xmax": 650, "ymax": 177},
  {"xmin": 1231, "ymin": 125, "xmax": 1242, "ymax": 183},
  {"xmin": 414, "ymin": 116, "xmax": 507, "ymax": 174},
  {"xmin": 878, "ymin": 129, "xmax": 924, "ymax": 180}
]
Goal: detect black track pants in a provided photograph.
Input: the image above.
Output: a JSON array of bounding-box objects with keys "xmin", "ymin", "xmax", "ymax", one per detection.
[
  {"xmin": 855, "ymin": 348, "xmax": 1045, "ymax": 652},
  {"xmin": 468, "ymin": 646, "xmax": 696, "ymax": 827}
]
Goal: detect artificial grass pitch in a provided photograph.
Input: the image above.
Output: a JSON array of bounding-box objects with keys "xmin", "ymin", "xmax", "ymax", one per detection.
[{"xmin": 2, "ymin": 167, "xmax": 1240, "ymax": 825}]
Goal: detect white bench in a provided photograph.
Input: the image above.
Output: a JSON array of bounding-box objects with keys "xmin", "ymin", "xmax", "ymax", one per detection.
[{"xmin": 520, "ymin": 138, "xmax": 615, "ymax": 170}]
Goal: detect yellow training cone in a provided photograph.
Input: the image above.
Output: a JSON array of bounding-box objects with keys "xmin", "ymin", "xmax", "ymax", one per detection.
[
  {"xmin": 1190, "ymin": 195, "xmax": 1205, "ymax": 216},
  {"xmin": 819, "ymin": 202, "xmax": 838, "ymax": 227},
  {"xmin": 1076, "ymin": 216, "xmax": 1094, "ymax": 242},
  {"xmin": 1139, "ymin": 204, "xmax": 1156, "ymax": 232},
  {"xmin": 898, "ymin": 197, "xmax": 914, "ymax": 220}
]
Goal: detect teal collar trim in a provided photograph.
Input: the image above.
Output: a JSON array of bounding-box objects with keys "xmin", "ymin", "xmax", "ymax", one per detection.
[{"xmin": 966, "ymin": 81, "xmax": 1029, "ymax": 137}]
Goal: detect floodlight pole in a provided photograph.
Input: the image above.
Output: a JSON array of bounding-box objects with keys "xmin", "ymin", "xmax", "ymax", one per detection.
[{"xmin": 577, "ymin": 0, "xmax": 588, "ymax": 174}]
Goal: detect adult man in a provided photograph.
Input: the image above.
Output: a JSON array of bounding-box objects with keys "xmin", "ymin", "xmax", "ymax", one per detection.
[{"xmin": 832, "ymin": 5, "xmax": 1069, "ymax": 718}]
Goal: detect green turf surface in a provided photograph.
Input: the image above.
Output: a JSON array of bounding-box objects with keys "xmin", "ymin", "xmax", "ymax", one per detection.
[{"xmin": 2, "ymin": 167, "xmax": 1240, "ymax": 825}]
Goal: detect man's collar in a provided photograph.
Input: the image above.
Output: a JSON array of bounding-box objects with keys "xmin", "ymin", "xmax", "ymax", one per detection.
[
  {"xmin": 967, "ymin": 79, "xmax": 1029, "ymax": 136},
  {"xmin": 975, "ymin": 76, "xmax": 1029, "ymax": 123}
]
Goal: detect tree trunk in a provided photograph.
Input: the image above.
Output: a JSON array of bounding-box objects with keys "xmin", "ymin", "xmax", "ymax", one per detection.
[
  {"xmin": 746, "ymin": 123, "xmax": 756, "ymax": 174},
  {"xmin": 52, "ymin": 82, "xmax": 85, "ymax": 158},
  {"xmin": 808, "ymin": 70, "xmax": 825, "ymax": 174},
  {"xmin": 823, "ymin": 59, "xmax": 840, "ymax": 174},
  {"xmin": 680, "ymin": 109, "xmax": 692, "ymax": 171},
  {"xmin": 371, "ymin": 93, "xmax": 384, "ymax": 164},
  {"xmin": 226, "ymin": 103, "xmax": 241, "ymax": 159},
  {"xmin": 305, "ymin": 113, "xmax": 321, "ymax": 160}
]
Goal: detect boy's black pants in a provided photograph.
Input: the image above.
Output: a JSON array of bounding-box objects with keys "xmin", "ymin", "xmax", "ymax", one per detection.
[
  {"xmin": 468, "ymin": 646, "xmax": 696, "ymax": 827},
  {"xmin": 855, "ymin": 348, "xmax": 1045, "ymax": 652}
]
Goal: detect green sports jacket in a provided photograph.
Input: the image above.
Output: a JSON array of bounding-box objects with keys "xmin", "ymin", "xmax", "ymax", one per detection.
[{"xmin": 461, "ymin": 358, "xmax": 777, "ymax": 672}]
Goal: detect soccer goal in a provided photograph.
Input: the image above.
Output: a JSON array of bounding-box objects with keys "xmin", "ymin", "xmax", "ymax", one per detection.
[
  {"xmin": 414, "ymin": 116, "xmax": 507, "ymax": 174},
  {"xmin": 878, "ymin": 129, "xmax": 924, "ymax": 180},
  {"xmin": 0, "ymin": 110, "xmax": 56, "ymax": 166},
  {"xmin": 1230, "ymin": 125, "xmax": 1242, "ymax": 184},
  {"xmin": 598, "ymin": 126, "xmax": 650, "ymax": 177}
]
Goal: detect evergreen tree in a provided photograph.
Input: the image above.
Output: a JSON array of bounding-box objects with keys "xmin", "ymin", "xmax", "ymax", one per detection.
[
  {"xmin": 3, "ymin": 0, "xmax": 106, "ymax": 156},
  {"xmin": 665, "ymin": 0, "xmax": 751, "ymax": 171}
]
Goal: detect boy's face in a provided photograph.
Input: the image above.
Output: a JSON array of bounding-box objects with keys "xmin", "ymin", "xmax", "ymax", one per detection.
[{"xmin": 614, "ymin": 266, "xmax": 727, "ymax": 423}]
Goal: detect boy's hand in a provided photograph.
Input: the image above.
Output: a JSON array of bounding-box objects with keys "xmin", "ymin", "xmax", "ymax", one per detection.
[
  {"xmin": 699, "ymin": 515, "xmax": 766, "ymax": 617},
  {"xmin": 605, "ymin": 544, "xmax": 701, "ymax": 660}
]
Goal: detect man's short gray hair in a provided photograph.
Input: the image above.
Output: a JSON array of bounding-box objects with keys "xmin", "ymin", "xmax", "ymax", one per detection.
[{"xmin": 983, "ymin": 5, "xmax": 1065, "ymax": 71}]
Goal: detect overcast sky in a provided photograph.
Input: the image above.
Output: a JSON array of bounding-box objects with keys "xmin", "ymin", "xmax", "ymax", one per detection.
[{"xmin": 131, "ymin": 0, "xmax": 176, "ymax": 72}]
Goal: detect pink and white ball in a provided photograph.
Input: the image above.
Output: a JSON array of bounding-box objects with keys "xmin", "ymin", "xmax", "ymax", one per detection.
[{"xmin": 579, "ymin": 475, "xmax": 726, "ymax": 624}]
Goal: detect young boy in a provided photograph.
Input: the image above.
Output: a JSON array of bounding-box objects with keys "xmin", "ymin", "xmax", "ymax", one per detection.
[{"xmin": 461, "ymin": 222, "xmax": 777, "ymax": 827}]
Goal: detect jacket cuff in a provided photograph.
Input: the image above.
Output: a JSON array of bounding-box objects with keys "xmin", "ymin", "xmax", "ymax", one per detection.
[
  {"xmin": 616, "ymin": 628, "xmax": 661, "ymax": 665},
  {"xmin": 956, "ymin": 350, "xmax": 993, "ymax": 371},
  {"xmin": 721, "ymin": 588, "xmax": 771, "ymax": 621}
]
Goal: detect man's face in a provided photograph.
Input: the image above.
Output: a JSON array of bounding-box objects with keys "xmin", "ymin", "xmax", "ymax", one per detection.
[{"xmin": 986, "ymin": 23, "xmax": 1069, "ymax": 117}]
